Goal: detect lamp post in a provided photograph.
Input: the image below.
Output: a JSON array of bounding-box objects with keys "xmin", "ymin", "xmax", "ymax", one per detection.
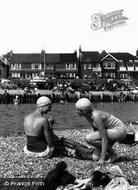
[{"xmin": 43, "ymin": 49, "xmax": 46, "ymax": 79}]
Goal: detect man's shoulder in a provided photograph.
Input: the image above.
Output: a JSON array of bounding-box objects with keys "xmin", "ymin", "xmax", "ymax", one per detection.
[{"xmin": 24, "ymin": 112, "xmax": 35, "ymax": 120}]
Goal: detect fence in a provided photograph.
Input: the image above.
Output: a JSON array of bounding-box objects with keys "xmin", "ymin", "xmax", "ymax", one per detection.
[{"xmin": 0, "ymin": 92, "xmax": 137, "ymax": 104}]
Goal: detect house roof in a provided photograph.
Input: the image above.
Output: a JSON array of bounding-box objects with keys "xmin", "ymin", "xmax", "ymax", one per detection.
[
  {"xmin": 0, "ymin": 57, "xmax": 8, "ymax": 66},
  {"xmin": 60, "ymin": 53, "xmax": 77, "ymax": 62},
  {"xmin": 80, "ymin": 51, "xmax": 100, "ymax": 62},
  {"xmin": 10, "ymin": 53, "xmax": 44, "ymax": 63},
  {"xmin": 45, "ymin": 54, "xmax": 60, "ymax": 63},
  {"xmin": 110, "ymin": 52, "xmax": 134, "ymax": 60},
  {"xmin": 101, "ymin": 52, "xmax": 134, "ymax": 61},
  {"xmin": 9, "ymin": 53, "xmax": 77, "ymax": 64}
]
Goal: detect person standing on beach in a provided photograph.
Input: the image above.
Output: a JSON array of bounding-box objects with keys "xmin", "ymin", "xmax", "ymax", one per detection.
[
  {"xmin": 24, "ymin": 96, "xmax": 56, "ymax": 157},
  {"xmin": 75, "ymin": 98, "xmax": 127, "ymax": 165}
]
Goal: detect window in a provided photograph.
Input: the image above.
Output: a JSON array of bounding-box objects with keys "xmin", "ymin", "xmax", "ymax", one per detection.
[
  {"xmin": 128, "ymin": 60, "xmax": 133, "ymax": 66},
  {"xmin": 66, "ymin": 63, "xmax": 76, "ymax": 70},
  {"xmin": 32, "ymin": 63, "xmax": 41, "ymax": 69},
  {"xmin": 46, "ymin": 64, "xmax": 53, "ymax": 70},
  {"xmin": 103, "ymin": 61, "xmax": 115, "ymax": 69},
  {"xmin": 84, "ymin": 64, "xmax": 87, "ymax": 69},
  {"xmin": 71, "ymin": 73, "xmax": 76, "ymax": 78},
  {"xmin": 119, "ymin": 61, "xmax": 125, "ymax": 67},
  {"xmin": 135, "ymin": 60, "xmax": 138, "ymax": 67},
  {"xmin": 26, "ymin": 73, "xmax": 31, "ymax": 79},
  {"xmin": 32, "ymin": 73, "xmax": 39, "ymax": 78},
  {"xmin": 120, "ymin": 73, "xmax": 128, "ymax": 79},
  {"xmin": 105, "ymin": 72, "xmax": 115, "ymax": 78},
  {"xmin": 88, "ymin": 64, "xmax": 91, "ymax": 69},
  {"xmin": 66, "ymin": 63, "xmax": 70, "ymax": 69},
  {"xmin": 11, "ymin": 73, "xmax": 20, "ymax": 78},
  {"xmin": 92, "ymin": 63, "xmax": 101, "ymax": 68},
  {"xmin": 72, "ymin": 63, "xmax": 76, "ymax": 69},
  {"xmin": 11, "ymin": 63, "xmax": 21, "ymax": 70}
]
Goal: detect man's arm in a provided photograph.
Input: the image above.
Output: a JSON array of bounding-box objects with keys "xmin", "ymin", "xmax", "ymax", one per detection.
[{"xmin": 43, "ymin": 118, "xmax": 55, "ymax": 147}]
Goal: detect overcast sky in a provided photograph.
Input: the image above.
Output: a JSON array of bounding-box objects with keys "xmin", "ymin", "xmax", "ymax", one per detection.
[{"xmin": 0, "ymin": 0, "xmax": 138, "ymax": 55}]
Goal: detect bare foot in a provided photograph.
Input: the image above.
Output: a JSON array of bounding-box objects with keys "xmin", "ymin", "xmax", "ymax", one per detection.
[{"xmin": 107, "ymin": 151, "xmax": 119, "ymax": 163}]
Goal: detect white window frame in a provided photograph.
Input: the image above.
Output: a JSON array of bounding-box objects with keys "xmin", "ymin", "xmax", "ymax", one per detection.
[
  {"xmin": 88, "ymin": 64, "xmax": 91, "ymax": 69},
  {"xmin": 11, "ymin": 72, "xmax": 20, "ymax": 78},
  {"xmin": 46, "ymin": 64, "xmax": 53, "ymax": 70},
  {"xmin": 32, "ymin": 63, "xmax": 41, "ymax": 70},
  {"xmin": 66, "ymin": 63, "xmax": 76, "ymax": 70},
  {"xmin": 105, "ymin": 72, "xmax": 115, "ymax": 78},
  {"xmin": 66, "ymin": 63, "xmax": 70, "ymax": 70},
  {"xmin": 84, "ymin": 64, "xmax": 87, "ymax": 69},
  {"xmin": 103, "ymin": 61, "xmax": 115, "ymax": 69},
  {"xmin": 11, "ymin": 63, "xmax": 21, "ymax": 70},
  {"xmin": 71, "ymin": 63, "xmax": 76, "ymax": 70},
  {"xmin": 32, "ymin": 73, "xmax": 39, "ymax": 78}
]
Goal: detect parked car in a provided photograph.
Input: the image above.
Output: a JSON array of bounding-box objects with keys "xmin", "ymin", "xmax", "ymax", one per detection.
[{"xmin": 0, "ymin": 79, "xmax": 17, "ymax": 90}]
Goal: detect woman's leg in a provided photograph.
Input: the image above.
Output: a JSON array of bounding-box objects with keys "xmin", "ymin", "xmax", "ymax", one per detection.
[
  {"xmin": 85, "ymin": 128, "xmax": 126, "ymax": 162},
  {"xmin": 85, "ymin": 127, "xmax": 126, "ymax": 147}
]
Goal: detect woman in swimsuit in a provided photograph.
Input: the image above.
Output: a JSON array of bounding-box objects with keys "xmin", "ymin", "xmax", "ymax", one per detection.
[{"xmin": 76, "ymin": 98, "xmax": 126, "ymax": 165}]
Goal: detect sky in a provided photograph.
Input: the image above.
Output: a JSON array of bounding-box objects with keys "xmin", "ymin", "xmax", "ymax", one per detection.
[{"xmin": 0, "ymin": 0, "xmax": 138, "ymax": 56}]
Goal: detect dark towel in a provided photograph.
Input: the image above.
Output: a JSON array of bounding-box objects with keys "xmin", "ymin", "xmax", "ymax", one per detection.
[{"xmin": 38, "ymin": 161, "xmax": 76, "ymax": 190}]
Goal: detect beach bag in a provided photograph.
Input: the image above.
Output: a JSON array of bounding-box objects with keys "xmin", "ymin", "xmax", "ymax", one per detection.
[{"xmin": 55, "ymin": 137, "xmax": 94, "ymax": 160}]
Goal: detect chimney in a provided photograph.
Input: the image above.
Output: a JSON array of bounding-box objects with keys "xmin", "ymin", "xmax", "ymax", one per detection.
[
  {"xmin": 136, "ymin": 49, "xmax": 138, "ymax": 57},
  {"xmin": 10, "ymin": 50, "xmax": 13, "ymax": 57},
  {"xmin": 101, "ymin": 50, "xmax": 107, "ymax": 58},
  {"xmin": 79, "ymin": 45, "xmax": 82, "ymax": 53}
]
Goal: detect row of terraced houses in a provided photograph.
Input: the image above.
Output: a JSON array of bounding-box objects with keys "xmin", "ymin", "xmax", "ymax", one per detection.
[{"xmin": 1, "ymin": 47, "xmax": 138, "ymax": 80}]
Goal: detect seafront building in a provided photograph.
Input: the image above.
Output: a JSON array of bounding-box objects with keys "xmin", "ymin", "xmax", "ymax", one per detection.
[
  {"xmin": 1, "ymin": 48, "xmax": 138, "ymax": 80},
  {"xmin": 3, "ymin": 50, "xmax": 78, "ymax": 80}
]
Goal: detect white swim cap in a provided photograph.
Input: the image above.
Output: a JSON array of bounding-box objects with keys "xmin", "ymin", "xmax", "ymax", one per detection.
[
  {"xmin": 76, "ymin": 98, "xmax": 92, "ymax": 111},
  {"xmin": 36, "ymin": 96, "xmax": 51, "ymax": 108}
]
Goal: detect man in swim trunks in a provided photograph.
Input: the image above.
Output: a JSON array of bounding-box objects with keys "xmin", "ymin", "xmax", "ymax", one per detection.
[
  {"xmin": 24, "ymin": 96, "xmax": 56, "ymax": 157},
  {"xmin": 75, "ymin": 98, "xmax": 126, "ymax": 165}
]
